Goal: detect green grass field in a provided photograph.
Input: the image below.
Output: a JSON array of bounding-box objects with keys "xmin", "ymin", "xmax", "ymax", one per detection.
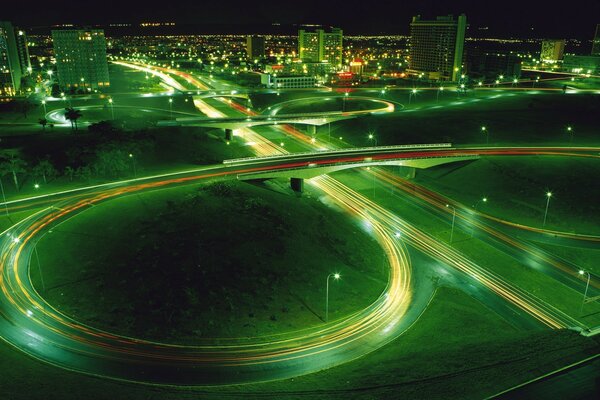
[
  {"xmin": 31, "ymin": 180, "xmax": 388, "ymax": 342},
  {"xmin": 1, "ymin": 287, "xmax": 597, "ymax": 400}
]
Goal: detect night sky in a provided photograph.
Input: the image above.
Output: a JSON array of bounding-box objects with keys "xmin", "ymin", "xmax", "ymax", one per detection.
[{"xmin": 4, "ymin": 0, "xmax": 600, "ymax": 38}]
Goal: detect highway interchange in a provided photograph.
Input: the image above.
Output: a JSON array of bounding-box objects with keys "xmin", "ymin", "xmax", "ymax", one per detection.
[{"xmin": 0, "ymin": 61, "xmax": 598, "ymax": 386}]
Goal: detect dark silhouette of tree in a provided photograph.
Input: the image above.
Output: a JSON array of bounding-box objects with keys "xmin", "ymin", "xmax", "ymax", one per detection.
[
  {"xmin": 32, "ymin": 159, "xmax": 57, "ymax": 184},
  {"xmin": 64, "ymin": 108, "xmax": 82, "ymax": 131},
  {"xmin": 64, "ymin": 166, "xmax": 75, "ymax": 181},
  {"xmin": 0, "ymin": 149, "xmax": 27, "ymax": 191}
]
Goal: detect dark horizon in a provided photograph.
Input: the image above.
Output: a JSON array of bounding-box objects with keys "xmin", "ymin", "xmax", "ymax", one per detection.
[{"xmin": 4, "ymin": 0, "xmax": 600, "ymax": 39}]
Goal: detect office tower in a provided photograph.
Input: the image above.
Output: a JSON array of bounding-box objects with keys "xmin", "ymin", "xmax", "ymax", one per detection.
[
  {"xmin": 298, "ymin": 27, "xmax": 343, "ymax": 69},
  {"xmin": 52, "ymin": 29, "xmax": 110, "ymax": 91},
  {"xmin": 0, "ymin": 21, "xmax": 22, "ymax": 96},
  {"xmin": 540, "ymin": 39, "xmax": 565, "ymax": 63},
  {"xmin": 246, "ymin": 35, "xmax": 265, "ymax": 59},
  {"xmin": 298, "ymin": 30, "xmax": 320, "ymax": 62},
  {"xmin": 15, "ymin": 29, "xmax": 31, "ymax": 75},
  {"xmin": 591, "ymin": 24, "xmax": 600, "ymax": 55},
  {"xmin": 408, "ymin": 14, "xmax": 467, "ymax": 81}
]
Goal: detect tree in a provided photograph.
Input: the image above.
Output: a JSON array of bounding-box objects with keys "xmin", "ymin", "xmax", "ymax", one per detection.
[
  {"xmin": 38, "ymin": 118, "xmax": 48, "ymax": 131},
  {"xmin": 64, "ymin": 166, "xmax": 75, "ymax": 181},
  {"xmin": 0, "ymin": 149, "xmax": 27, "ymax": 191},
  {"xmin": 74, "ymin": 165, "xmax": 92, "ymax": 182},
  {"xmin": 32, "ymin": 159, "xmax": 57, "ymax": 184},
  {"xmin": 64, "ymin": 108, "xmax": 82, "ymax": 131},
  {"xmin": 92, "ymin": 146, "xmax": 130, "ymax": 178}
]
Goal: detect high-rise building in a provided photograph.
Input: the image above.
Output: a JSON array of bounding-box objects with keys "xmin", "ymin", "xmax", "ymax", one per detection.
[
  {"xmin": 0, "ymin": 21, "xmax": 23, "ymax": 96},
  {"xmin": 591, "ymin": 24, "xmax": 600, "ymax": 55},
  {"xmin": 408, "ymin": 14, "xmax": 467, "ymax": 81},
  {"xmin": 298, "ymin": 30, "xmax": 320, "ymax": 62},
  {"xmin": 246, "ymin": 35, "xmax": 265, "ymax": 59},
  {"xmin": 15, "ymin": 29, "xmax": 31, "ymax": 75},
  {"xmin": 52, "ymin": 29, "xmax": 110, "ymax": 91},
  {"xmin": 540, "ymin": 40, "xmax": 565, "ymax": 63},
  {"xmin": 298, "ymin": 27, "xmax": 343, "ymax": 70}
]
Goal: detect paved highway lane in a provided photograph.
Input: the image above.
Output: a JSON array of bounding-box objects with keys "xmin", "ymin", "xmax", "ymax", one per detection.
[{"xmin": 0, "ymin": 61, "xmax": 593, "ymax": 386}]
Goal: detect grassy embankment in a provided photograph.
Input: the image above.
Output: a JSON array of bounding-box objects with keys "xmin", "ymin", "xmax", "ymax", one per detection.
[
  {"xmin": 1, "ymin": 286, "xmax": 597, "ymax": 399},
  {"xmin": 32, "ymin": 181, "xmax": 388, "ymax": 342}
]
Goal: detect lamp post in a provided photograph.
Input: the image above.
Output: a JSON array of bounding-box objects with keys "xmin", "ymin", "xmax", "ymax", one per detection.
[
  {"xmin": 481, "ymin": 125, "xmax": 489, "ymax": 144},
  {"xmin": 446, "ymin": 204, "xmax": 456, "ymax": 244},
  {"xmin": 108, "ymin": 98, "xmax": 114, "ymax": 120},
  {"xmin": 471, "ymin": 197, "xmax": 487, "ymax": 237},
  {"xmin": 543, "ymin": 191, "xmax": 552, "ymax": 227},
  {"xmin": 129, "ymin": 153, "xmax": 136, "ymax": 178},
  {"xmin": 567, "ymin": 125, "xmax": 573, "ymax": 143},
  {"xmin": 41, "ymin": 100, "xmax": 46, "ymax": 116},
  {"xmin": 437, "ymin": 86, "xmax": 444, "ymax": 102},
  {"xmin": 578, "ymin": 270, "xmax": 591, "ymax": 314},
  {"xmin": 368, "ymin": 133, "xmax": 377, "ymax": 147},
  {"xmin": 168, "ymin": 98, "xmax": 173, "ymax": 119},
  {"xmin": 343, "ymin": 92, "xmax": 349, "ymax": 112},
  {"xmin": 408, "ymin": 88, "xmax": 417, "ymax": 105},
  {"xmin": 325, "ymin": 273, "xmax": 340, "ymax": 322}
]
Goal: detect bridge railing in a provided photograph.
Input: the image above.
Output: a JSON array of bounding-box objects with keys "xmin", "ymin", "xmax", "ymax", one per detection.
[
  {"xmin": 236, "ymin": 153, "xmax": 477, "ymax": 177},
  {"xmin": 224, "ymin": 143, "xmax": 453, "ymax": 165}
]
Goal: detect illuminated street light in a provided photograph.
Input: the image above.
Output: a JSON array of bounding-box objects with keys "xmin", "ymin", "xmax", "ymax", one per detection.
[
  {"xmin": 408, "ymin": 88, "xmax": 417, "ymax": 105},
  {"xmin": 34, "ymin": 183, "xmax": 40, "ymax": 189},
  {"xmin": 437, "ymin": 86, "xmax": 444, "ymax": 102},
  {"xmin": 108, "ymin": 98, "xmax": 114, "ymax": 119},
  {"xmin": 41, "ymin": 100, "xmax": 46, "ymax": 115},
  {"xmin": 368, "ymin": 133, "xmax": 377, "ymax": 147},
  {"xmin": 168, "ymin": 98, "xmax": 173, "ymax": 119},
  {"xmin": 543, "ymin": 191, "xmax": 552, "ymax": 227},
  {"xmin": 343, "ymin": 92, "xmax": 349, "ymax": 112},
  {"xmin": 566, "ymin": 125, "xmax": 574, "ymax": 143},
  {"xmin": 471, "ymin": 197, "xmax": 487, "ymax": 237},
  {"xmin": 325, "ymin": 273, "xmax": 341, "ymax": 322},
  {"xmin": 578, "ymin": 270, "xmax": 591, "ymax": 314},
  {"xmin": 129, "ymin": 153, "xmax": 136, "ymax": 177},
  {"xmin": 446, "ymin": 204, "xmax": 456, "ymax": 244},
  {"xmin": 481, "ymin": 125, "xmax": 489, "ymax": 144}
]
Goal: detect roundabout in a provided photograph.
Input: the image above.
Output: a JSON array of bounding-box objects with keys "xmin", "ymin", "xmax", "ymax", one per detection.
[{"xmin": 0, "ymin": 162, "xmax": 414, "ymax": 385}]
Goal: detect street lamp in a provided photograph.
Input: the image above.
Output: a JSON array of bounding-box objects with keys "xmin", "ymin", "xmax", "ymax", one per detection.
[
  {"xmin": 446, "ymin": 204, "xmax": 456, "ymax": 244},
  {"xmin": 437, "ymin": 86, "xmax": 444, "ymax": 102},
  {"xmin": 41, "ymin": 100, "xmax": 46, "ymax": 115},
  {"xmin": 108, "ymin": 98, "xmax": 114, "ymax": 119},
  {"xmin": 368, "ymin": 133, "xmax": 377, "ymax": 147},
  {"xmin": 481, "ymin": 125, "xmax": 489, "ymax": 144},
  {"xmin": 168, "ymin": 98, "xmax": 173, "ymax": 119},
  {"xmin": 129, "ymin": 153, "xmax": 136, "ymax": 177},
  {"xmin": 566, "ymin": 125, "xmax": 573, "ymax": 143},
  {"xmin": 471, "ymin": 197, "xmax": 487, "ymax": 237},
  {"xmin": 543, "ymin": 191, "xmax": 552, "ymax": 227},
  {"xmin": 408, "ymin": 88, "xmax": 417, "ymax": 105},
  {"xmin": 343, "ymin": 92, "xmax": 349, "ymax": 112},
  {"xmin": 325, "ymin": 273, "xmax": 340, "ymax": 322},
  {"xmin": 578, "ymin": 270, "xmax": 591, "ymax": 314}
]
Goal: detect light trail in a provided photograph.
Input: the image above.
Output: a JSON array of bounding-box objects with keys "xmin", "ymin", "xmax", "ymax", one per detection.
[{"xmin": 0, "ymin": 61, "xmax": 591, "ymax": 385}]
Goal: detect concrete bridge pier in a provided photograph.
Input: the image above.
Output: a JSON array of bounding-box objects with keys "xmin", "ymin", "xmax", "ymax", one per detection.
[
  {"xmin": 225, "ymin": 128, "xmax": 233, "ymax": 141},
  {"xmin": 290, "ymin": 177, "xmax": 304, "ymax": 192}
]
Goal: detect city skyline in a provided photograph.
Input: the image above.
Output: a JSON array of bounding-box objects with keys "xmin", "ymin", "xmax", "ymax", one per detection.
[{"xmin": 4, "ymin": 0, "xmax": 600, "ymax": 38}]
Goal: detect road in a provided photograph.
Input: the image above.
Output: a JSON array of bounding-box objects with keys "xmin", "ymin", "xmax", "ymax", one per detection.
[{"xmin": 0, "ymin": 62, "xmax": 597, "ymax": 386}]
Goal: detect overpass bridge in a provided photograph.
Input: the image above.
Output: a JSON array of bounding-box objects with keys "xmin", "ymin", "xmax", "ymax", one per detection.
[{"xmin": 224, "ymin": 143, "xmax": 479, "ymax": 192}]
